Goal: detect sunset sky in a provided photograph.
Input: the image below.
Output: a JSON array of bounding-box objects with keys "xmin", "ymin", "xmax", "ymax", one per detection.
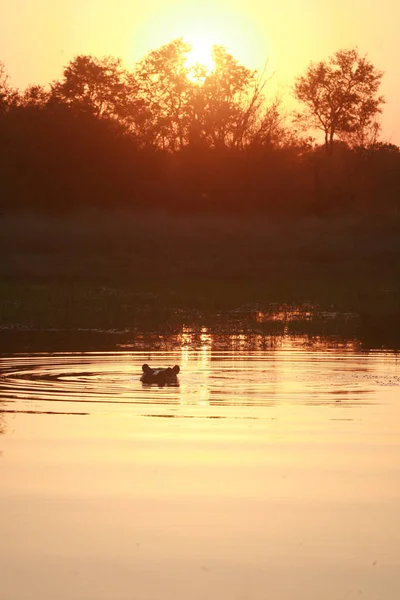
[{"xmin": 1, "ymin": 0, "xmax": 398, "ymax": 141}]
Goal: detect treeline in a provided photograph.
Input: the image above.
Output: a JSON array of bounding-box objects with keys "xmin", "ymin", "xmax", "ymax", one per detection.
[{"xmin": 0, "ymin": 40, "xmax": 399, "ymax": 215}]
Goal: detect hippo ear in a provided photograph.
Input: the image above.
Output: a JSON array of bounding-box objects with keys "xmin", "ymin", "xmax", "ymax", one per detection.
[
  {"xmin": 142, "ymin": 364, "xmax": 151, "ymax": 373},
  {"xmin": 172, "ymin": 365, "xmax": 180, "ymax": 374}
]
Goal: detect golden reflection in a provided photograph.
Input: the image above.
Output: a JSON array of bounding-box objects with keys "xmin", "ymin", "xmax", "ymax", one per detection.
[
  {"xmin": 179, "ymin": 328, "xmax": 191, "ymax": 368},
  {"xmin": 177, "ymin": 326, "xmax": 212, "ymax": 408},
  {"xmin": 198, "ymin": 387, "xmax": 209, "ymax": 407},
  {"xmin": 2, "ymin": 340, "xmax": 400, "ymax": 600},
  {"xmin": 200, "ymin": 326, "xmax": 212, "ymax": 366},
  {"xmin": 177, "ymin": 331, "xmax": 386, "ymax": 415},
  {"xmin": 0, "ymin": 410, "xmax": 5, "ymax": 435},
  {"xmin": 165, "ymin": 326, "xmax": 366, "ymax": 412},
  {"xmin": 0, "ymin": 328, "xmax": 392, "ymax": 437},
  {"xmin": 104, "ymin": 302, "xmax": 382, "ymax": 354}
]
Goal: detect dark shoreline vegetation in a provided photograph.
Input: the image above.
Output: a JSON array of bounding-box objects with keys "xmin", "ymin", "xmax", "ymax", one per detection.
[
  {"xmin": 0, "ymin": 41, "xmax": 399, "ymax": 349},
  {"xmin": 1, "ymin": 211, "xmax": 400, "ymax": 350},
  {"xmin": 0, "ymin": 42, "xmax": 398, "ymax": 215}
]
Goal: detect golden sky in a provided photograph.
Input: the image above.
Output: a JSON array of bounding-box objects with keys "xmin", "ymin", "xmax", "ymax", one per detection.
[{"xmin": 1, "ymin": 0, "xmax": 398, "ymax": 141}]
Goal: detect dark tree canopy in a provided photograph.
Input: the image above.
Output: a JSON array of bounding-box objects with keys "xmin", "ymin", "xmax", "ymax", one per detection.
[
  {"xmin": 193, "ymin": 46, "xmax": 263, "ymax": 149},
  {"xmin": 0, "ymin": 41, "xmax": 398, "ymax": 217},
  {"xmin": 51, "ymin": 55, "xmax": 145, "ymax": 132},
  {"xmin": 133, "ymin": 40, "xmax": 282, "ymax": 152},
  {"xmin": 134, "ymin": 39, "xmax": 194, "ymax": 150},
  {"xmin": 294, "ymin": 49, "xmax": 384, "ymax": 153}
]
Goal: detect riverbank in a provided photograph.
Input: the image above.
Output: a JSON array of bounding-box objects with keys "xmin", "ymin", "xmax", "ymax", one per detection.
[{"xmin": 1, "ymin": 211, "xmax": 399, "ymax": 346}]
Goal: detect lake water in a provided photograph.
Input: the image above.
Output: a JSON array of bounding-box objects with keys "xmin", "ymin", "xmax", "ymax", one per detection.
[{"xmin": 1, "ymin": 333, "xmax": 400, "ymax": 600}]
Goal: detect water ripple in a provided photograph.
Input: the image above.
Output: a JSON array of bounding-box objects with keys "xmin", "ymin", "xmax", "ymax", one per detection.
[{"xmin": 0, "ymin": 349, "xmax": 398, "ymax": 421}]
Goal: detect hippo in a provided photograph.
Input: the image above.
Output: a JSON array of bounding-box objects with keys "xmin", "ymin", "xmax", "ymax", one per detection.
[{"xmin": 140, "ymin": 364, "xmax": 180, "ymax": 386}]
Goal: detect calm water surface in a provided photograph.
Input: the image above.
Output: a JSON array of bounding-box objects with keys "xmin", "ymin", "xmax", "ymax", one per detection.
[{"xmin": 0, "ymin": 335, "xmax": 400, "ymax": 600}]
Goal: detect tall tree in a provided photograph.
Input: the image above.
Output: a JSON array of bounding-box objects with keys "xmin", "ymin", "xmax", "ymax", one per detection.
[
  {"xmin": 134, "ymin": 39, "xmax": 194, "ymax": 150},
  {"xmin": 51, "ymin": 55, "xmax": 143, "ymax": 128},
  {"xmin": 191, "ymin": 47, "xmax": 284, "ymax": 150},
  {"xmin": 193, "ymin": 46, "xmax": 261, "ymax": 149},
  {"xmin": 294, "ymin": 49, "xmax": 384, "ymax": 154},
  {"xmin": 124, "ymin": 40, "xmax": 283, "ymax": 152}
]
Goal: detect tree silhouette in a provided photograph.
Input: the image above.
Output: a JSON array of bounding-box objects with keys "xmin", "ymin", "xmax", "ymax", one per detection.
[
  {"xmin": 18, "ymin": 84, "xmax": 51, "ymax": 108},
  {"xmin": 0, "ymin": 42, "xmax": 399, "ymax": 216},
  {"xmin": 134, "ymin": 40, "xmax": 283, "ymax": 152},
  {"xmin": 51, "ymin": 55, "xmax": 143, "ymax": 126},
  {"xmin": 338, "ymin": 113, "xmax": 380, "ymax": 149},
  {"xmin": 294, "ymin": 49, "xmax": 384, "ymax": 154},
  {"xmin": 193, "ymin": 46, "xmax": 273, "ymax": 149},
  {"xmin": 134, "ymin": 39, "xmax": 194, "ymax": 151},
  {"xmin": 0, "ymin": 62, "xmax": 18, "ymax": 114}
]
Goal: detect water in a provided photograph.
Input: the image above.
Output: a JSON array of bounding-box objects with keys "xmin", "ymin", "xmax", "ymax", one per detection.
[{"xmin": 1, "ymin": 334, "xmax": 400, "ymax": 600}]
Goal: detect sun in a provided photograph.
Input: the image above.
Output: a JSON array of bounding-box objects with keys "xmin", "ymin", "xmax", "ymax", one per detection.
[{"xmin": 184, "ymin": 34, "xmax": 215, "ymax": 73}]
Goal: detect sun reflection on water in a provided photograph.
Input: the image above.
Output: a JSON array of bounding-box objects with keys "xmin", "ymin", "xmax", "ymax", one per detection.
[
  {"xmin": 1, "ymin": 324, "xmax": 400, "ymax": 600},
  {"xmin": 177, "ymin": 326, "xmax": 213, "ymax": 408}
]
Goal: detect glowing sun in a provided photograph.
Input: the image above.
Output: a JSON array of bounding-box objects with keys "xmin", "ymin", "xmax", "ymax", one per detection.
[{"xmin": 185, "ymin": 34, "xmax": 215, "ymax": 73}]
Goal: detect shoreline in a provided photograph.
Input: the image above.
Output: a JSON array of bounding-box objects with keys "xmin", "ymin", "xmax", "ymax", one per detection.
[{"xmin": 1, "ymin": 211, "xmax": 399, "ymax": 349}]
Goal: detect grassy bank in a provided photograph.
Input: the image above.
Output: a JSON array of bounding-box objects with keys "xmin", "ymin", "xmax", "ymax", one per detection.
[{"xmin": 1, "ymin": 211, "xmax": 399, "ymax": 340}]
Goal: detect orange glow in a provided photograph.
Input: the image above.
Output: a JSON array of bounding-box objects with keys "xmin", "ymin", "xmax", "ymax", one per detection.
[
  {"xmin": 0, "ymin": 0, "xmax": 398, "ymax": 141},
  {"xmin": 2, "ymin": 339, "xmax": 400, "ymax": 600},
  {"xmin": 123, "ymin": 4, "xmax": 263, "ymax": 80},
  {"xmin": 184, "ymin": 35, "xmax": 215, "ymax": 74}
]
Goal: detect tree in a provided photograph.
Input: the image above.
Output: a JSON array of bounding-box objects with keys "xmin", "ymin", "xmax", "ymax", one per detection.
[
  {"xmin": 193, "ymin": 46, "xmax": 277, "ymax": 150},
  {"xmin": 134, "ymin": 41, "xmax": 283, "ymax": 152},
  {"xmin": 338, "ymin": 115, "xmax": 381, "ymax": 149},
  {"xmin": 51, "ymin": 55, "xmax": 143, "ymax": 127},
  {"xmin": 246, "ymin": 97, "xmax": 288, "ymax": 149},
  {"xmin": 294, "ymin": 49, "xmax": 384, "ymax": 154},
  {"xmin": 134, "ymin": 38, "xmax": 194, "ymax": 151},
  {"xmin": 0, "ymin": 62, "xmax": 18, "ymax": 114},
  {"xmin": 18, "ymin": 84, "xmax": 51, "ymax": 108}
]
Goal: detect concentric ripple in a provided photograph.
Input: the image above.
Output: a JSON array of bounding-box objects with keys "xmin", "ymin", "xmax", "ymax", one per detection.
[
  {"xmin": 0, "ymin": 353, "xmax": 156, "ymax": 417},
  {"xmin": 1, "ymin": 347, "xmax": 399, "ymax": 422}
]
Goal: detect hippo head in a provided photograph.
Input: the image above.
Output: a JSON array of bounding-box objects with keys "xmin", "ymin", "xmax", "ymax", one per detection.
[{"xmin": 141, "ymin": 364, "xmax": 180, "ymax": 386}]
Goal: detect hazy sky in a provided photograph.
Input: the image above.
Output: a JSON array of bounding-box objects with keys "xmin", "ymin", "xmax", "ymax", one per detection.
[{"xmin": 1, "ymin": 0, "xmax": 398, "ymax": 141}]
